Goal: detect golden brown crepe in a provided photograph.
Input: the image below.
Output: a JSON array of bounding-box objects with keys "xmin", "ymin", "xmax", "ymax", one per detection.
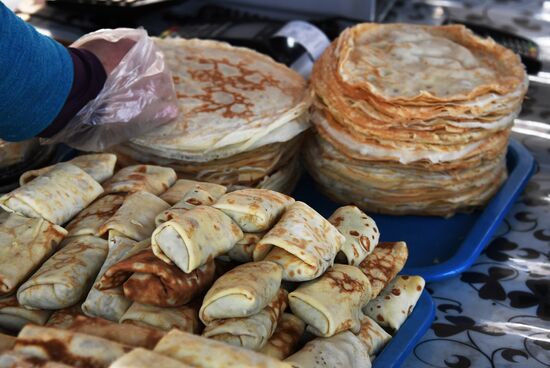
[
  {"xmin": 64, "ymin": 194, "xmax": 126, "ymax": 238},
  {"xmin": 154, "ymin": 329, "xmax": 293, "ymax": 368},
  {"xmin": 49, "ymin": 315, "xmax": 164, "ymax": 349},
  {"xmin": 284, "ymin": 331, "xmax": 371, "ymax": 368},
  {"xmin": 259, "ymin": 313, "xmax": 305, "ymax": 360},
  {"xmin": 102, "ymin": 164, "xmax": 176, "ymax": 196},
  {"xmin": 152, "ymin": 206, "xmax": 243, "ymax": 273},
  {"xmin": 0, "ymin": 295, "xmax": 52, "ymax": 333},
  {"xmin": 0, "ymin": 163, "xmax": 103, "ymax": 225},
  {"xmin": 0, "ymin": 212, "xmax": 67, "ymax": 296},
  {"xmin": 212, "ymin": 189, "xmax": 294, "ymax": 232},
  {"xmin": 227, "ymin": 233, "xmax": 265, "ymax": 263},
  {"xmin": 120, "ymin": 302, "xmax": 200, "ymax": 333},
  {"xmin": 81, "ymin": 237, "xmax": 148, "ymax": 322},
  {"xmin": 257, "ymin": 201, "xmax": 344, "ymax": 281},
  {"xmin": 202, "ymin": 289, "xmax": 288, "ymax": 350},
  {"xmin": 358, "ymin": 242, "xmax": 409, "ymax": 299},
  {"xmin": 98, "ymin": 248, "xmax": 215, "ymax": 307},
  {"xmin": 14, "ymin": 325, "xmax": 130, "ymax": 368},
  {"xmin": 329, "ymin": 206, "xmax": 379, "ymax": 266},
  {"xmin": 159, "ymin": 179, "xmax": 227, "ymax": 206},
  {"xmin": 110, "ymin": 348, "xmax": 194, "ymax": 368},
  {"xmin": 356, "ymin": 315, "xmax": 391, "ymax": 356},
  {"xmin": 20, "ymin": 153, "xmax": 117, "ymax": 185},
  {"xmin": 98, "ymin": 191, "xmax": 169, "ymax": 241},
  {"xmin": 17, "ymin": 236, "xmax": 108, "ymax": 310},
  {"xmin": 288, "ymin": 264, "xmax": 371, "ymax": 337},
  {"xmin": 200, "ymin": 261, "xmax": 283, "ymax": 323},
  {"xmin": 363, "ymin": 275, "xmax": 425, "ymax": 333}
]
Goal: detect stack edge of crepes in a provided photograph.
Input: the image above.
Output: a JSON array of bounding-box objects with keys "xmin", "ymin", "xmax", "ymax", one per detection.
[
  {"xmin": 305, "ymin": 23, "xmax": 528, "ymax": 216},
  {"xmin": 0, "ymin": 156, "xmax": 427, "ymax": 368},
  {"xmin": 108, "ymin": 37, "xmax": 313, "ymax": 193}
]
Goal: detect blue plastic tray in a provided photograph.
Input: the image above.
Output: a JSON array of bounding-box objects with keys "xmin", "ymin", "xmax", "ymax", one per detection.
[
  {"xmin": 293, "ymin": 139, "xmax": 535, "ymax": 282},
  {"xmin": 373, "ymin": 290, "xmax": 435, "ymax": 368}
]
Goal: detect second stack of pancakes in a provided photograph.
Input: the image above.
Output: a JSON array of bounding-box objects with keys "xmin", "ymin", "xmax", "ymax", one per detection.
[{"xmin": 304, "ymin": 23, "xmax": 528, "ymax": 216}]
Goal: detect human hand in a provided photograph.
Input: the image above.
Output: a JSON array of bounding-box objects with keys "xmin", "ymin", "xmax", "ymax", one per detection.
[{"xmin": 42, "ymin": 28, "xmax": 179, "ymax": 152}]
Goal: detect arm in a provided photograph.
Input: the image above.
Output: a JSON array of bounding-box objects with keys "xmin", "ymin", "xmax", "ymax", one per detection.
[{"xmin": 0, "ymin": 3, "xmax": 106, "ymax": 141}]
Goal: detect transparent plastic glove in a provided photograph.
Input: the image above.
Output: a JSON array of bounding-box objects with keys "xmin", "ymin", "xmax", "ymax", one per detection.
[{"xmin": 43, "ymin": 28, "xmax": 179, "ymax": 152}]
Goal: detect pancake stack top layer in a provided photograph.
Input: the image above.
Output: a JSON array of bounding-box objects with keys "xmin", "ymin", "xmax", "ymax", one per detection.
[
  {"xmin": 305, "ymin": 23, "xmax": 528, "ymax": 217},
  {"xmin": 111, "ymin": 38, "xmax": 312, "ymax": 193}
]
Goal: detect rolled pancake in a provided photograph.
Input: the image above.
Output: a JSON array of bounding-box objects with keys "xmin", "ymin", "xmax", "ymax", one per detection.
[
  {"xmin": 110, "ymin": 348, "xmax": 194, "ymax": 368},
  {"xmin": 0, "ymin": 350, "xmax": 75, "ymax": 368},
  {"xmin": 202, "ymin": 289, "xmax": 288, "ymax": 350},
  {"xmin": 288, "ymin": 264, "xmax": 371, "ymax": 337},
  {"xmin": 155, "ymin": 186, "xmax": 222, "ymax": 225},
  {"xmin": 154, "ymin": 329, "xmax": 292, "ymax": 368},
  {"xmin": 358, "ymin": 242, "xmax": 409, "ymax": 299},
  {"xmin": 102, "ymin": 165, "xmax": 176, "ymax": 196},
  {"xmin": 329, "ymin": 206, "xmax": 379, "ymax": 266},
  {"xmin": 227, "ymin": 233, "xmax": 265, "ymax": 263},
  {"xmin": 356, "ymin": 315, "xmax": 391, "ymax": 356},
  {"xmin": 14, "ymin": 325, "xmax": 130, "ymax": 368},
  {"xmin": 50, "ymin": 315, "xmax": 164, "ymax": 349},
  {"xmin": 120, "ymin": 302, "xmax": 199, "ymax": 333},
  {"xmin": 284, "ymin": 331, "xmax": 371, "ymax": 368},
  {"xmin": 0, "ymin": 163, "xmax": 103, "ymax": 225},
  {"xmin": 259, "ymin": 313, "xmax": 305, "ymax": 360},
  {"xmin": 81, "ymin": 237, "xmax": 149, "ymax": 322},
  {"xmin": 200, "ymin": 261, "xmax": 282, "ymax": 323},
  {"xmin": 159, "ymin": 179, "xmax": 227, "ymax": 206},
  {"xmin": 0, "ymin": 296, "xmax": 52, "ymax": 333},
  {"xmin": 17, "ymin": 236, "xmax": 108, "ymax": 310},
  {"xmin": 20, "ymin": 153, "xmax": 117, "ymax": 185},
  {"xmin": 363, "ymin": 275, "xmax": 425, "ymax": 333},
  {"xmin": 0, "ymin": 334, "xmax": 15, "ymax": 353},
  {"xmin": 0, "ymin": 213, "xmax": 67, "ymax": 296},
  {"xmin": 212, "ymin": 189, "xmax": 294, "ymax": 232},
  {"xmin": 98, "ymin": 191, "xmax": 169, "ymax": 241},
  {"xmin": 151, "ymin": 206, "xmax": 243, "ymax": 273},
  {"xmin": 98, "ymin": 248, "xmax": 215, "ymax": 307},
  {"xmin": 64, "ymin": 194, "xmax": 126, "ymax": 238},
  {"xmin": 256, "ymin": 202, "xmax": 344, "ymax": 281}
]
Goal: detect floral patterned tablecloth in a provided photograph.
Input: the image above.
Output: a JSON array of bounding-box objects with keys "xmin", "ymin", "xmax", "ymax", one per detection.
[{"xmin": 402, "ymin": 87, "xmax": 550, "ymax": 367}]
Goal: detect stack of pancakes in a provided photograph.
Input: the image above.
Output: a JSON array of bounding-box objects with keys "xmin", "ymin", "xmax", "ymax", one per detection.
[
  {"xmin": 111, "ymin": 38, "xmax": 312, "ymax": 193},
  {"xmin": 304, "ymin": 23, "xmax": 528, "ymax": 216}
]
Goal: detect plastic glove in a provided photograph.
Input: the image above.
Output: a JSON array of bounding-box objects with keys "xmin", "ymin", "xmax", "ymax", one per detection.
[{"xmin": 42, "ymin": 28, "xmax": 179, "ymax": 152}]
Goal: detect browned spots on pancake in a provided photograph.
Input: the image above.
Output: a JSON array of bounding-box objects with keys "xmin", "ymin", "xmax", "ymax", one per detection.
[
  {"xmin": 349, "ymin": 230, "xmax": 360, "ymax": 237},
  {"xmin": 417, "ymin": 285, "xmax": 422, "ymax": 291},
  {"xmin": 330, "ymin": 216, "xmax": 344, "ymax": 227},
  {"xmin": 359, "ymin": 242, "xmax": 407, "ymax": 297},
  {"xmin": 408, "ymin": 305, "xmax": 413, "ymax": 315},
  {"xmin": 391, "ymin": 288, "xmax": 401, "ymax": 296},
  {"xmin": 359, "ymin": 236, "xmax": 371, "ymax": 251},
  {"xmin": 186, "ymin": 198, "xmax": 203, "ymax": 206},
  {"xmin": 402, "ymin": 276, "xmax": 409, "ymax": 280},
  {"xmin": 136, "ymin": 166, "xmax": 148, "ymax": 173},
  {"xmin": 376, "ymin": 315, "xmax": 384, "ymax": 322},
  {"xmin": 182, "ymin": 57, "xmax": 281, "ymax": 119},
  {"xmin": 325, "ymin": 270, "xmax": 365, "ymax": 293}
]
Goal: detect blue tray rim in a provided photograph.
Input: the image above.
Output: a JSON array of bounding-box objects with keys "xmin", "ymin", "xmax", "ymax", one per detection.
[
  {"xmin": 373, "ymin": 290, "xmax": 436, "ymax": 368},
  {"xmin": 402, "ymin": 139, "xmax": 536, "ymax": 282}
]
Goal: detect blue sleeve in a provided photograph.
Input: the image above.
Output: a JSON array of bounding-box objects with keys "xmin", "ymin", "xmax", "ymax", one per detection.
[{"xmin": 0, "ymin": 3, "xmax": 73, "ymax": 141}]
